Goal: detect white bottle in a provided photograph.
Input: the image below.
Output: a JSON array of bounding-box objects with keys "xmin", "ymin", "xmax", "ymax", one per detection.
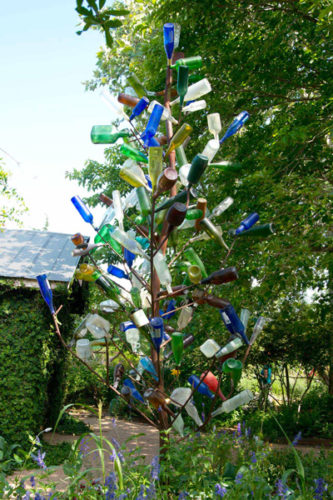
[
  {"xmin": 212, "ymin": 390, "xmax": 254, "ymax": 417},
  {"xmin": 112, "ymin": 228, "xmax": 149, "ymax": 260},
  {"xmin": 171, "ymin": 388, "xmax": 202, "ymax": 427},
  {"xmin": 177, "ymin": 306, "xmax": 193, "ymax": 330},
  {"xmin": 76, "ymin": 339, "xmax": 91, "ymax": 362},
  {"xmin": 250, "ymin": 316, "xmax": 268, "ymax": 345},
  {"xmin": 200, "ymin": 339, "xmax": 221, "ymax": 358},
  {"xmin": 215, "ymin": 337, "xmax": 243, "ymax": 358},
  {"xmin": 172, "ymin": 413, "xmax": 184, "ymax": 437},
  {"xmin": 86, "ymin": 314, "xmax": 110, "ymax": 339},
  {"xmin": 202, "ymin": 139, "xmax": 220, "ymax": 163},
  {"xmin": 171, "ymin": 78, "xmax": 212, "ymax": 106},
  {"xmin": 210, "ymin": 197, "xmax": 234, "ymax": 218},
  {"xmin": 153, "ymin": 251, "xmax": 173, "ymax": 293},
  {"xmin": 147, "ymin": 100, "xmax": 178, "ymax": 125},
  {"xmin": 240, "ymin": 308, "xmax": 251, "ymax": 333},
  {"xmin": 125, "ymin": 325, "xmax": 141, "ymax": 353},
  {"xmin": 131, "ymin": 309, "xmax": 150, "ymax": 328},
  {"xmin": 74, "ymin": 313, "xmax": 93, "ymax": 338},
  {"xmin": 207, "ymin": 113, "xmax": 221, "ymax": 141},
  {"xmin": 183, "ymin": 100, "xmax": 207, "ymax": 114},
  {"xmin": 99, "ymin": 299, "xmax": 120, "ymax": 313},
  {"xmin": 112, "ymin": 190, "xmax": 124, "ymax": 230},
  {"xmin": 179, "ymin": 163, "xmax": 191, "ymax": 187}
]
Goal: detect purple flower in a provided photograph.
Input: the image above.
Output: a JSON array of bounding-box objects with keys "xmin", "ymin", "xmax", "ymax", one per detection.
[
  {"xmin": 145, "ymin": 483, "xmax": 156, "ymax": 499},
  {"xmin": 313, "ymin": 478, "xmax": 328, "ymax": 500},
  {"xmin": 111, "ymin": 437, "xmax": 121, "ymax": 450},
  {"xmin": 245, "ymin": 427, "xmax": 251, "ymax": 438},
  {"xmin": 136, "ymin": 484, "xmax": 145, "ymax": 500},
  {"xmin": 178, "ymin": 492, "xmax": 189, "ymax": 499},
  {"xmin": 30, "ymin": 476, "xmax": 36, "ymax": 488},
  {"xmin": 275, "ymin": 479, "xmax": 288, "ymax": 498},
  {"xmin": 112, "ymin": 417, "xmax": 116, "ymax": 428},
  {"xmin": 250, "ymin": 451, "xmax": 257, "ymax": 464},
  {"xmin": 151, "ymin": 455, "xmax": 160, "ymax": 481},
  {"xmin": 22, "ymin": 493, "xmax": 31, "ymax": 500},
  {"xmin": 215, "ymin": 483, "xmax": 227, "ymax": 497},
  {"xmin": 235, "ymin": 473, "xmax": 243, "ymax": 485},
  {"xmin": 105, "ymin": 472, "xmax": 117, "ymax": 500},
  {"xmin": 111, "ymin": 437, "xmax": 125, "ymax": 463},
  {"xmin": 31, "ymin": 449, "xmax": 47, "ymax": 470},
  {"xmin": 79, "ymin": 438, "xmax": 89, "ymax": 457},
  {"xmin": 292, "ymin": 431, "xmax": 302, "ymax": 446},
  {"xmin": 237, "ymin": 423, "xmax": 242, "ymax": 436},
  {"xmin": 35, "ymin": 436, "xmax": 41, "ymax": 446}
]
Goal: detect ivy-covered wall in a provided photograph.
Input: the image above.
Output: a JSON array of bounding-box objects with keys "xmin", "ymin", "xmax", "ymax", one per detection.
[{"xmin": 0, "ymin": 281, "xmax": 77, "ymax": 447}]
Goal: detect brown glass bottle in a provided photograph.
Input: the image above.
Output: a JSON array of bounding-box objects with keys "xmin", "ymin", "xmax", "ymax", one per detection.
[
  {"xmin": 195, "ymin": 198, "xmax": 207, "ymax": 231},
  {"xmin": 99, "ymin": 193, "xmax": 113, "ymax": 206},
  {"xmin": 201, "ymin": 266, "xmax": 239, "ymax": 285},
  {"xmin": 154, "ymin": 168, "xmax": 178, "ymax": 198},
  {"xmin": 71, "ymin": 233, "xmax": 85, "ymax": 246},
  {"xmin": 158, "ymin": 284, "xmax": 188, "ymax": 299},
  {"xmin": 117, "ymin": 93, "xmax": 140, "ymax": 108}
]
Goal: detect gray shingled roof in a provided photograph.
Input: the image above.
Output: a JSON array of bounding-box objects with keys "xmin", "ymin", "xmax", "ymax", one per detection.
[{"xmin": 0, "ymin": 229, "xmax": 81, "ymax": 282}]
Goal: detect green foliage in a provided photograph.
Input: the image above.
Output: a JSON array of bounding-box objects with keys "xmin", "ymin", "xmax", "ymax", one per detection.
[
  {"xmin": 55, "ymin": 414, "xmax": 90, "ymax": 436},
  {"xmin": 0, "ymin": 158, "xmax": 27, "ymax": 228},
  {"xmin": 0, "ymin": 283, "xmax": 74, "ymax": 447}
]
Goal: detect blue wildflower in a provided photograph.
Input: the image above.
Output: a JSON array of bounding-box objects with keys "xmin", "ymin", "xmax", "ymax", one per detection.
[
  {"xmin": 292, "ymin": 431, "xmax": 302, "ymax": 446},
  {"xmin": 30, "ymin": 449, "xmax": 47, "ymax": 470},
  {"xmin": 313, "ymin": 478, "xmax": 328, "ymax": 500},
  {"xmin": 105, "ymin": 471, "xmax": 117, "ymax": 500},
  {"xmin": 111, "ymin": 417, "xmax": 116, "ymax": 428},
  {"xmin": 275, "ymin": 479, "xmax": 288, "ymax": 498},
  {"xmin": 22, "ymin": 493, "xmax": 31, "ymax": 500},
  {"xmin": 250, "ymin": 451, "xmax": 257, "ymax": 464},
  {"xmin": 136, "ymin": 484, "xmax": 145, "ymax": 500},
  {"xmin": 237, "ymin": 423, "xmax": 242, "ymax": 436},
  {"xmin": 111, "ymin": 437, "xmax": 125, "ymax": 463},
  {"xmin": 30, "ymin": 476, "xmax": 36, "ymax": 488},
  {"xmin": 235, "ymin": 473, "xmax": 243, "ymax": 485},
  {"xmin": 178, "ymin": 492, "xmax": 189, "ymax": 499},
  {"xmin": 150, "ymin": 455, "xmax": 160, "ymax": 481},
  {"xmin": 215, "ymin": 483, "xmax": 227, "ymax": 497},
  {"xmin": 145, "ymin": 483, "xmax": 156, "ymax": 499},
  {"xmin": 79, "ymin": 438, "xmax": 89, "ymax": 457}
]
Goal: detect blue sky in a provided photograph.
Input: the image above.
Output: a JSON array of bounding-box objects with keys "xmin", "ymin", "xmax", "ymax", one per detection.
[{"xmin": 0, "ymin": 1, "xmax": 114, "ymax": 237}]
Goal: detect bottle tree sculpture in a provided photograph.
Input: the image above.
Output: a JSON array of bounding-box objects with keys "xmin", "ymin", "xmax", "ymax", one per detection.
[{"xmin": 37, "ymin": 23, "xmax": 274, "ymax": 448}]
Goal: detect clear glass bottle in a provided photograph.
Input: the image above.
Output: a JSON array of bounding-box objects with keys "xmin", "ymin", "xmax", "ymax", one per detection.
[
  {"xmin": 212, "ymin": 390, "xmax": 253, "ymax": 416},
  {"xmin": 153, "ymin": 251, "xmax": 173, "ymax": 293},
  {"xmin": 207, "ymin": 113, "xmax": 221, "ymax": 141}
]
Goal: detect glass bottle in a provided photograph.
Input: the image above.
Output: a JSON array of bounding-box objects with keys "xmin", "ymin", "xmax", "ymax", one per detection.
[
  {"xmin": 123, "ymin": 378, "xmax": 145, "ymax": 403},
  {"xmin": 220, "ymin": 111, "xmax": 250, "ymax": 144},
  {"xmin": 210, "ymin": 161, "xmax": 243, "ymax": 173},
  {"xmin": 179, "ymin": 163, "xmax": 191, "ymax": 187},
  {"xmin": 170, "ymin": 78, "xmax": 212, "ymax": 106},
  {"xmin": 125, "ymin": 324, "xmax": 141, "ymax": 353},
  {"xmin": 171, "ymin": 56, "xmax": 203, "ymax": 70},
  {"xmin": 185, "ymin": 209, "xmax": 203, "ymax": 220},
  {"xmin": 127, "ymin": 74, "xmax": 147, "ymax": 98},
  {"xmin": 138, "ymin": 356, "xmax": 158, "ymax": 380},
  {"xmin": 120, "ymin": 143, "xmax": 148, "ymax": 164},
  {"xmin": 111, "ymin": 190, "xmax": 124, "ymax": 231},
  {"xmin": 187, "ymin": 154, "xmax": 208, "ymax": 185},
  {"xmin": 154, "ymin": 251, "xmax": 173, "ymax": 293},
  {"xmin": 170, "ymin": 388, "xmax": 203, "ymax": 427},
  {"xmin": 94, "ymin": 224, "xmax": 122, "ymax": 254},
  {"xmin": 71, "ymin": 196, "xmax": 94, "ymax": 224},
  {"xmin": 99, "ymin": 193, "xmax": 113, "ymax": 206},
  {"xmin": 212, "ymin": 390, "xmax": 253, "ymax": 417},
  {"xmin": 111, "ymin": 228, "xmax": 149, "ymax": 259},
  {"xmin": 177, "ymin": 65, "xmax": 189, "ymax": 108},
  {"xmin": 113, "ymin": 363, "xmax": 124, "ymax": 389},
  {"xmin": 222, "ymin": 358, "xmax": 243, "ymax": 387},
  {"xmin": 235, "ymin": 212, "xmax": 259, "ymax": 234},
  {"xmin": 171, "ymin": 332, "xmax": 184, "ymax": 365},
  {"xmin": 148, "ymin": 147, "xmax": 163, "ymax": 191},
  {"xmin": 90, "ymin": 125, "xmax": 130, "ymax": 144},
  {"xmin": 249, "ymin": 316, "xmax": 268, "ymax": 345},
  {"xmin": 201, "ymin": 266, "xmax": 238, "ymax": 285},
  {"xmin": 220, "ymin": 304, "xmax": 249, "ymax": 345},
  {"xmin": 199, "ymin": 218, "xmax": 226, "ymax": 248},
  {"xmin": 200, "ymin": 339, "xmax": 221, "ymax": 358},
  {"xmin": 99, "ymin": 299, "xmax": 120, "ymax": 313},
  {"xmin": 166, "ymin": 202, "xmax": 187, "ymax": 232},
  {"xmin": 76, "ymin": 339, "xmax": 91, "ymax": 362},
  {"xmin": 188, "ymin": 375, "xmax": 214, "ymax": 399},
  {"xmin": 165, "ymin": 123, "xmax": 193, "ymax": 157},
  {"xmin": 147, "ymin": 100, "xmax": 178, "ymax": 125},
  {"xmin": 215, "ymin": 337, "xmax": 243, "ymax": 358},
  {"xmin": 100, "ymin": 87, "xmax": 129, "ymax": 121},
  {"xmin": 154, "ymin": 168, "xmax": 178, "ymax": 198},
  {"xmin": 202, "ymin": 139, "xmax": 220, "ymax": 164},
  {"xmin": 86, "ymin": 314, "xmax": 110, "ymax": 339},
  {"xmin": 200, "ymin": 371, "xmax": 226, "ymax": 400},
  {"xmin": 183, "ymin": 100, "xmax": 207, "ymax": 114},
  {"xmin": 136, "ymin": 187, "xmax": 152, "ymax": 216},
  {"xmin": 36, "ymin": 274, "xmax": 55, "ymax": 314},
  {"xmin": 184, "ymin": 247, "xmax": 208, "ymax": 278},
  {"xmin": 235, "ymin": 223, "xmax": 275, "ymax": 238},
  {"xmin": 118, "ymin": 93, "xmax": 140, "ymax": 107},
  {"xmin": 175, "ymin": 145, "xmax": 188, "ymax": 167},
  {"xmin": 141, "ymin": 103, "xmax": 164, "ymax": 146},
  {"xmin": 71, "ymin": 233, "xmax": 85, "ymax": 247},
  {"xmin": 130, "ymin": 309, "xmax": 150, "ymax": 328},
  {"xmin": 177, "ymin": 305, "xmax": 193, "ymax": 330},
  {"xmin": 149, "ymin": 317, "xmax": 164, "ymax": 353},
  {"xmin": 163, "ymin": 23, "xmax": 174, "ymax": 65},
  {"xmin": 240, "ymin": 308, "xmax": 251, "ymax": 333},
  {"xmin": 120, "ymin": 161, "xmax": 149, "ymax": 189},
  {"xmin": 194, "ymin": 198, "xmax": 207, "ymax": 231},
  {"xmin": 172, "ymin": 414, "xmax": 184, "ymax": 437},
  {"xmin": 155, "ymin": 189, "xmax": 189, "ymax": 212},
  {"xmin": 130, "ymin": 96, "xmax": 149, "ymax": 121},
  {"xmin": 107, "ymin": 265, "xmax": 129, "ymax": 280},
  {"xmin": 207, "ymin": 113, "xmax": 221, "ymax": 141},
  {"xmin": 187, "ymin": 265, "xmax": 202, "ymax": 284},
  {"xmin": 173, "ymin": 23, "xmax": 181, "ymax": 48},
  {"xmin": 210, "ymin": 197, "xmax": 234, "ymax": 218}
]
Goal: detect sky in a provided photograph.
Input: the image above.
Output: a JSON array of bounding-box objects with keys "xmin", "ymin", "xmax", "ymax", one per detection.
[{"xmin": 0, "ymin": 1, "xmax": 115, "ymax": 239}]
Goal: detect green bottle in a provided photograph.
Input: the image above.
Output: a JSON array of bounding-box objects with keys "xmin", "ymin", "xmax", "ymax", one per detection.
[
  {"xmin": 136, "ymin": 187, "xmax": 152, "ymax": 216},
  {"xmin": 94, "ymin": 224, "xmax": 122, "ymax": 253},
  {"xmin": 234, "ymin": 223, "xmax": 275, "ymax": 238},
  {"xmin": 155, "ymin": 190, "xmax": 190, "ymax": 212},
  {"xmin": 185, "ymin": 209, "xmax": 203, "ymax": 220},
  {"xmin": 222, "ymin": 358, "xmax": 243, "ymax": 388},
  {"xmin": 127, "ymin": 74, "xmax": 147, "ymax": 98},
  {"xmin": 184, "ymin": 247, "xmax": 208, "ymax": 278},
  {"xmin": 148, "ymin": 147, "xmax": 163, "ymax": 191},
  {"xmin": 177, "ymin": 65, "xmax": 189, "ymax": 108},
  {"xmin": 90, "ymin": 126, "xmax": 130, "ymax": 144},
  {"xmin": 171, "ymin": 332, "xmax": 184, "ymax": 365},
  {"xmin": 165, "ymin": 123, "xmax": 193, "ymax": 158},
  {"xmin": 95, "ymin": 274, "xmax": 122, "ymax": 305},
  {"xmin": 210, "ymin": 161, "xmax": 243, "ymax": 173},
  {"xmin": 135, "ymin": 215, "xmax": 146, "ymax": 225},
  {"xmin": 120, "ymin": 143, "xmax": 148, "ymax": 164},
  {"xmin": 130, "ymin": 287, "xmax": 141, "ymax": 308},
  {"xmin": 199, "ymin": 218, "xmax": 226, "ymax": 248},
  {"xmin": 175, "ymin": 145, "xmax": 188, "ymax": 167},
  {"xmin": 171, "ymin": 56, "xmax": 203, "ymax": 70},
  {"xmin": 187, "ymin": 154, "xmax": 209, "ymax": 185}
]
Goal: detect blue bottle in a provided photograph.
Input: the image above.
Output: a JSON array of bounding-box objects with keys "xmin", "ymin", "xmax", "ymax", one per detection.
[
  {"xmin": 163, "ymin": 299, "xmax": 176, "ymax": 320},
  {"xmin": 136, "ymin": 236, "xmax": 150, "ymax": 250},
  {"xmin": 188, "ymin": 375, "xmax": 214, "ymax": 399},
  {"xmin": 150, "ymin": 316, "xmax": 164, "ymax": 353},
  {"xmin": 107, "ymin": 265, "xmax": 129, "ymax": 279},
  {"xmin": 235, "ymin": 213, "xmax": 259, "ymax": 234},
  {"xmin": 130, "ymin": 96, "xmax": 149, "ymax": 121},
  {"xmin": 220, "ymin": 304, "xmax": 249, "ymax": 345},
  {"xmin": 141, "ymin": 104, "xmax": 164, "ymax": 146},
  {"xmin": 146, "ymin": 136, "xmax": 160, "ymax": 147},
  {"xmin": 120, "ymin": 321, "xmax": 137, "ymax": 332},
  {"xmin": 163, "ymin": 23, "xmax": 174, "ymax": 63},
  {"xmin": 124, "ymin": 248, "xmax": 136, "ymax": 268},
  {"xmin": 123, "ymin": 379, "xmax": 145, "ymax": 403},
  {"xmin": 220, "ymin": 111, "xmax": 249, "ymax": 144},
  {"xmin": 36, "ymin": 274, "xmax": 55, "ymax": 314},
  {"xmin": 71, "ymin": 195, "xmax": 94, "ymax": 224},
  {"xmin": 139, "ymin": 356, "xmax": 158, "ymax": 380},
  {"xmin": 145, "ymin": 174, "xmax": 153, "ymax": 189}
]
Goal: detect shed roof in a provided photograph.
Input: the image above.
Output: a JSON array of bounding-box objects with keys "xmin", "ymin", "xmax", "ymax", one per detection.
[{"xmin": 0, "ymin": 229, "xmax": 81, "ymax": 284}]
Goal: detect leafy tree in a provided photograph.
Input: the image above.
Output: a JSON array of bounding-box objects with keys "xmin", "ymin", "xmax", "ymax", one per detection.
[
  {"xmin": 68, "ymin": 0, "xmax": 333, "ymax": 392},
  {"xmin": 0, "ymin": 159, "xmax": 27, "ymax": 229}
]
